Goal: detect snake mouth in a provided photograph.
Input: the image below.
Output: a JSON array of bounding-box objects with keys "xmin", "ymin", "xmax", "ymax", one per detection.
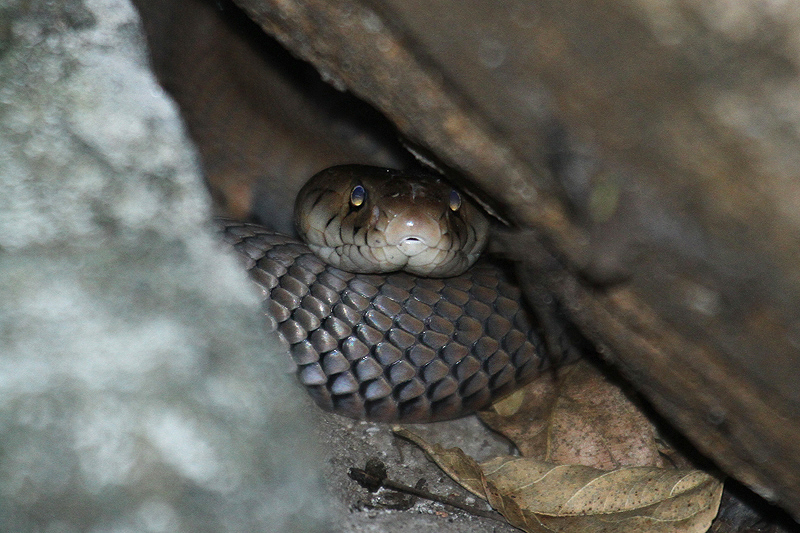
[
  {"xmin": 397, "ymin": 236, "xmax": 430, "ymax": 257},
  {"xmin": 384, "ymin": 213, "xmax": 444, "ymax": 249}
]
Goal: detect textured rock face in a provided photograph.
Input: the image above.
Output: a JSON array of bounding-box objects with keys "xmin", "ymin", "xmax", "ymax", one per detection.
[
  {"xmin": 229, "ymin": 0, "xmax": 800, "ymax": 519},
  {"xmin": 0, "ymin": 1, "xmax": 328, "ymax": 531},
  {"xmin": 131, "ymin": 0, "xmax": 413, "ymax": 233}
]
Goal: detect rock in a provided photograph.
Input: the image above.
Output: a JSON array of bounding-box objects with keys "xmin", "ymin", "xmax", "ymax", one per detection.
[{"xmin": 0, "ymin": 1, "xmax": 328, "ymax": 531}]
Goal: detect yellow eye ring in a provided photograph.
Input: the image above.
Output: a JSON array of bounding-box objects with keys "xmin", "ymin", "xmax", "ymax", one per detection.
[
  {"xmin": 350, "ymin": 184, "xmax": 366, "ymax": 207},
  {"xmin": 449, "ymin": 189, "xmax": 462, "ymax": 211}
]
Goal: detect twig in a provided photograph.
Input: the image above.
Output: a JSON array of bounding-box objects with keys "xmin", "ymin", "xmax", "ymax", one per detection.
[{"xmin": 348, "ymin": 459, "xmax": 507, "ymax": 523}]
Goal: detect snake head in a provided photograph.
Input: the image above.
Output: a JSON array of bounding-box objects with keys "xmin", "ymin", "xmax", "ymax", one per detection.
[{"xmin": 295, "ymin": 165, "xmax": 490, "ymax": 277}]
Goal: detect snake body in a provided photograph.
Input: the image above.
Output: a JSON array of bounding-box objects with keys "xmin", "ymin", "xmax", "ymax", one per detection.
[{"xmin": 222, "ymin": 166, "xmax": 553, "ymax": 422}]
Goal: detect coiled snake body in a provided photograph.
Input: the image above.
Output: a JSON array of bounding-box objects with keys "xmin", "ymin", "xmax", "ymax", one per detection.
[{"xmin": 222, "ymin": 165, "xmax": 554, "ymax": 422}]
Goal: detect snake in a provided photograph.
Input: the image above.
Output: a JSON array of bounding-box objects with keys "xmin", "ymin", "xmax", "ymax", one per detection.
[{"xmin": 221, "ymin": 165, "xmax": 559, "ymax": 422}]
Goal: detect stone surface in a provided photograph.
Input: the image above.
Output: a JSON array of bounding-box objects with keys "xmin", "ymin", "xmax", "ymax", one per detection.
[
  {"xmin": 0, "ymin": 1, "xmax": 328, "ymax": 531},
  {"xmin": 310, "ymin": 408, "xmax": 520, "ymax": 533},
  {"xmin": 132, "ymin": 0, "xmax": 413, "ymax": 233}
]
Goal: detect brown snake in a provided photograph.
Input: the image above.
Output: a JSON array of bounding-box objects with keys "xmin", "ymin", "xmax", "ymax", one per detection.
[{"xmin": 221, "ymin": 165, "xmax": 559, "ymax": 422}]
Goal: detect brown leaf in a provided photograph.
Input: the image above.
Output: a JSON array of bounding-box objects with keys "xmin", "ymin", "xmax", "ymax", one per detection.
[
  {"xmin": 480, "ymin": 360, "xmax": 664, "ymax": 469},
  {"xmin": 395, "ymin": 427, "xmax": 724, "ymax": 533}
]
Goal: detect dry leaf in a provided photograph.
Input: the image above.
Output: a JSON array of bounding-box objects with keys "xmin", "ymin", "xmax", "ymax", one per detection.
[
  {"xmin": 395, "ymin": 427, "xmax": 723, "ymax": 533},
  {"xmin": 480, "ymin": 360, "xmax": 664, "ymax": 469}
]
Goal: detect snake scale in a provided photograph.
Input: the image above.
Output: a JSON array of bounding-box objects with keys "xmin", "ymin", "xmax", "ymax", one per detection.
[{"xmin": 221, "ymin": 165, "xmax": 560, "ymax": 422}]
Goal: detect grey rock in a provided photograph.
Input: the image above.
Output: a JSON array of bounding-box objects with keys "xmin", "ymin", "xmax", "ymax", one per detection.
[{"xmin": 0, "ymin": 1, "xmax": 328, "ymax": 531}]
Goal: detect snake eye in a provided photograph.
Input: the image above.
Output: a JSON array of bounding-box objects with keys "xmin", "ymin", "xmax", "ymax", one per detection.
[
  {"xmin": 350, "ymin": 184, "xmax": 366, "ymax": 207},
  {"xmin": 449, "ymin": 189, "xmax": 462, "ymax": 212}
]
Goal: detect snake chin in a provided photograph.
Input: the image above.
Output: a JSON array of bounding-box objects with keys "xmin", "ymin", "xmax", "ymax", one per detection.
[{"xmin": 311, "ymin": 242, "xmax": 471, "ymax": 277}]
